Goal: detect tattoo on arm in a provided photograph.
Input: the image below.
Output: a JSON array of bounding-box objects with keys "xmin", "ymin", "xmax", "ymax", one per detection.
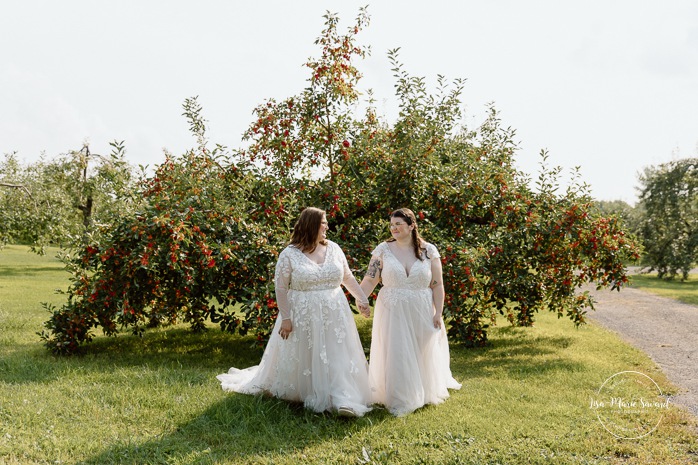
[{"xmin": 366, "ymin": 258, "xmax": 382, "ymax": 279}]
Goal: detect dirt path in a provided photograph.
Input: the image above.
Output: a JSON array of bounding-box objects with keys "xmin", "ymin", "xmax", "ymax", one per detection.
[{"xmin": 585, "ymin": 285, "xmax": 698, "ymax": 418}]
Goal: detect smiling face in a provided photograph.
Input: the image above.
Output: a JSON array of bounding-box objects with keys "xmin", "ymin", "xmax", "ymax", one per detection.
[
  {"xmin": 318, "ymin": 215, "xmax": 329, "ymax": 243},
  {"xmin": 389, "ymin": 216, "xmax": 414, "ymax": 242}
]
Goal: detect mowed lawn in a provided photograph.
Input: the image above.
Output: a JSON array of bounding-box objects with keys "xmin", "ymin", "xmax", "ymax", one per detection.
[
  {"xmin": 630, "ymin": 272, "xmax": 698, "ymax": 307},
  {"xmin": 0, "ymin": 245, "xmax": 696, "ymax": 464}
]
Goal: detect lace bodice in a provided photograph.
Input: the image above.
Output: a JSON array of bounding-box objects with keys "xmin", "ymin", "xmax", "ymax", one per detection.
[
  {"xmin": 372, "ymin": 242, "xmax": 440, "ymax": 290},
  {"xmin": 274, "ymin": 240, "xmax": 367, "ymax": 319},
  {"xmin": 275, "ymin": 242, "xmax": 344, "ymax": 291}
]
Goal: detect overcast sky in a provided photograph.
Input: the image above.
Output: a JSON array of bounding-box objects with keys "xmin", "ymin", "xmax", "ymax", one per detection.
[{"xmin": 2, "ymin": 1, "xmax": 697, "ymax": 204}]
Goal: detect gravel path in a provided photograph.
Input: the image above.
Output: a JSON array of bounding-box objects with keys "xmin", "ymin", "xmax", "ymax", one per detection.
[{"xmin": 585, "ymin": 285, "xmax": 698, "ymax": 418}]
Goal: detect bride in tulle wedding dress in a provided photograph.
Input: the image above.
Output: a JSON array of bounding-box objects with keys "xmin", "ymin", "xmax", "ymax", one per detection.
[
  {"xmin": 361, "ymin": 208, "xmax": 461, "ymax": 416},
  {"xmin": 217, "ymin": 207, "xmax": 372, "ymax": 417}
]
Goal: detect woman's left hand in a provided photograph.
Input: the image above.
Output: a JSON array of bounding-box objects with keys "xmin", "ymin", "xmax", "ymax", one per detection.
[
  {"xmin": 433, "ymin": 314, "xmax": 442, "ymax": 329},
  {"xmin": 358, "ymin": 302, "xmax": 371, "ymax": 318},
  {"xmin": 279, "ymin": 319, "xmax": 293, "ymax": 339}
]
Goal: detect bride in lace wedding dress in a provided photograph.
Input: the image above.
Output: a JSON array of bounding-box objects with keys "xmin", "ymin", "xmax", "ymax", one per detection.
[
  {"xmin": 361, "ymin": 208, "xmax": 461, "ymax": 416},
  {"xmin": 217, "ymin": 207, "xmax": 372, "ymax": 417}
]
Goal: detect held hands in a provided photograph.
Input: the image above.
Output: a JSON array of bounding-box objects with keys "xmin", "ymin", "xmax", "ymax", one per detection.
[
  {"xmin": 279, "ymin": 319, "xmax": 292, "ymax": 339},
  {"xmin": 357, "ymin": 301, "xmax": 371, "ymax": 318}
]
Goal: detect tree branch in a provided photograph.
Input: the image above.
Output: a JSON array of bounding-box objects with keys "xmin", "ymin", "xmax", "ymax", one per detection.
[{"xmin": 0, "ymin": 182, "xmax": 34, "ymax": 200}]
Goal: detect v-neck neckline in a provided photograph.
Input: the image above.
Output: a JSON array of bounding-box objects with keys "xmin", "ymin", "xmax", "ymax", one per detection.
[
  {"xmin": 298, "ymin": 244, "xmax": 328, "ymax": 266},
  {"xmin": 386, "ymin": 242, "xmax": 419, "ymax": 278}
]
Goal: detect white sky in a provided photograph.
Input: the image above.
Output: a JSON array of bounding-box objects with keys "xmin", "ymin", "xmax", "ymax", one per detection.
[{"xmin": 2, "ymin": 1, "xmax": 697, "ymax": 204}]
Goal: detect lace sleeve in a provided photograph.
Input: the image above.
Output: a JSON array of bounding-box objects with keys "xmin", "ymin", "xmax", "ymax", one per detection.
[
  {"xmin": 274, "ymin": 249, "xmax": 292, "ymax": 320},
  {"xmin": 338, "ymin": 244, "xmax": 369, "ymax": 306}
]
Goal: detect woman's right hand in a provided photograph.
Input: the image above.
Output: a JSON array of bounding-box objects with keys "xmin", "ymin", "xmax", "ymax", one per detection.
[
  {"xmin": 358, "ymin": 302, "xmax": 370, "ymax": 318},
  {"xmin": 279, "ymin": 319, "xmax": 292, "ymax": 339}
]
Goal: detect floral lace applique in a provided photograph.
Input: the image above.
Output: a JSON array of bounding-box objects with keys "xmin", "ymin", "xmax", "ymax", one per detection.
[{"xmin": 335, "ymin": 326, "xmax": 346, "ymax": 343}]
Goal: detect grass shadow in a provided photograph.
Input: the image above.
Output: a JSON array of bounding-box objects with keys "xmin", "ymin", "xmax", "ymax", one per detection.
[
  {"xmin": 2, "ymin": 313, "xmax": 577, "ymax": 387},
  {"xmin": 1, "ymin": 317, "xmax": 373, "ymax": 386},
  {"xmin": 79, "ymin": 393, "xmax": 380, "ymax": 464},
  {"xmin": 449, "ymin": 325, "xmax": 583, "ymax": 380},
  {"xmin": 0, "ymin": 324, "xmax": 266, "ymax": 385},
  {"xmin": 0, "ymin": 265, "xmax": 65, "ymax": 277}
]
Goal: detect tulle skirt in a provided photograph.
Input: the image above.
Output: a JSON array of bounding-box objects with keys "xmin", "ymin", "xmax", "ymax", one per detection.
[{"xmin": 369, "ymin": 287, "xmax": 461, "ymax": 416}]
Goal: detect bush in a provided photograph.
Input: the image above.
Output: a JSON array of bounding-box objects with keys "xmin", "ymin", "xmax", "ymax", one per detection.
[{"xmin": 41, "ymin": 9, "xmax": 640, "ymax": 354}]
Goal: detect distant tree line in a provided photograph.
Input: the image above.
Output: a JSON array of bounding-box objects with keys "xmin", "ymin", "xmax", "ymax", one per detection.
[
  {"xmin": 596, "ymin": 157, "xmax": 697, "ymax": 280},
  {"xmin": 0, "ymin": 141, "xmax": 137, "ymax": 254}
]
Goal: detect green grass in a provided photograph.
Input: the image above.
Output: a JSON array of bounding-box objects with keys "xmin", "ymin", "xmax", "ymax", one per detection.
[
  {"xmin": 629, "ymin": 273, "xmax": 698, "ymax": 306},
  {"xmin": 1, "ymin": 244, "xmax": 696, "ymax": 464}
]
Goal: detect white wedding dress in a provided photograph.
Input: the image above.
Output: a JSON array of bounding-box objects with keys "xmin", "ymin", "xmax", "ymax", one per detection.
[
  {"xmin": 368, "ymin": 242, "xmax": 461, "ymax": 416},
  {"xmin": 217, "ymin": 240, "xmax": 372, "ymax": 416}
]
